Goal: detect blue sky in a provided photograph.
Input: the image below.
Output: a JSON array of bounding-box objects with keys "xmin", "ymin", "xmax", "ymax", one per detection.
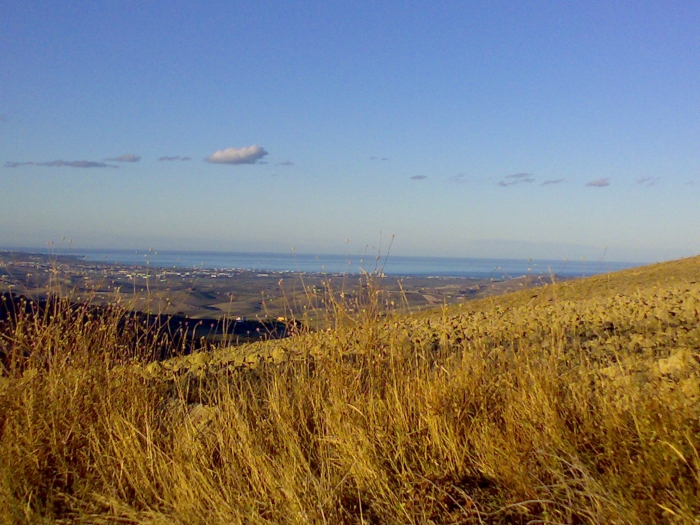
[{"xmin": 1, "ymin": 1, "xmax": 699, "ymax": 262}]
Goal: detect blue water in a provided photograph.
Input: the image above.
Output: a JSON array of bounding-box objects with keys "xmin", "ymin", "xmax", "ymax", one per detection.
[{"xmin": 36, "ymin": 248, "xmax": 640, "ymax": 279}]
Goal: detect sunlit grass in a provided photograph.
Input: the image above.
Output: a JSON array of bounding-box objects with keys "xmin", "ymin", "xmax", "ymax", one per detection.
[{"xmin": 1, "ymin": 257, "xmax": 699, "ymax": 523}]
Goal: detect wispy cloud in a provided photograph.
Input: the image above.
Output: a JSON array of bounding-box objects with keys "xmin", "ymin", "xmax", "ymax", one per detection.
[
  {"xmin": 276, "ymin": 160, "xmax": 294, "ymax": 166},
  {"xmin": 369, "ymin": 156, "xmax": 389, "ymax": 161},
  {"xmin": 541, "ymin": 178, "xmax": 565, "ymax": 186},
  {"xmin": 586, "ymin": 178, "xmax": 610, "ymax": 187},
  {"xmin": 205, "ymin": 145, "xmax": 268, "ymax": 165},
  {"xmin": 159, "ymin": 155, "xmax": 191, "ymax": 162},
  {"xmin": 40, "ymin": 160, "xmax": 118, "ymax": 168},
  {"xmin": 449, "ymin": 173, "xmax": 475, "ymax": 184},
  {"xmin": 411, "ymin": 175, "xmax": 427, "ymax": 180},
  {"xmin": 497, "ymin": 172, "xmax": 535, "ymax": 186},
  {"xmin": 7, "ymin": 159, "xmax": 118, "ymax": 168},
  {"xmin": 106, "ymin": 154, "xmax": 140, "ymax": 163},
  {"xmin": 636, "ymin": 176, "xmax": 660, "ymax": 187}
]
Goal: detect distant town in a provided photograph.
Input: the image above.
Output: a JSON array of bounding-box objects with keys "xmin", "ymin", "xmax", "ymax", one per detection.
[{"xmin": 0, "ymin": 250, "xmax": 553, "ymax": 322}]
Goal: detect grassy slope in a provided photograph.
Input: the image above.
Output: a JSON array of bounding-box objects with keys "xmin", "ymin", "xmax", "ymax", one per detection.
[{"xmin": 1, "ymin": 257, "xmax": 699, "ymax": 524}]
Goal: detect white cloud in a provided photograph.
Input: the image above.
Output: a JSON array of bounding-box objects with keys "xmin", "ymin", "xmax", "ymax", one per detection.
[
  {"xmin": 411, "ymin": 175, "xmax": 427, "ymax": 180},
  {"xmin": 541, "ymin": 178, "xmax": 565, "ymax": 186},
  {"xmin": 205, "ymin": 145, "xmax": 268, "ymax": 165},
  {"xmin": 586, "ymin": 178, "xmax": 610, "ymax": 187}
]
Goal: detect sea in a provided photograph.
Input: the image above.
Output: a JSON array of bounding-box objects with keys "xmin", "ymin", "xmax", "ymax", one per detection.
[{"xmin": 30, "ymin": 248, "xmax": 641, "ymax": 280}]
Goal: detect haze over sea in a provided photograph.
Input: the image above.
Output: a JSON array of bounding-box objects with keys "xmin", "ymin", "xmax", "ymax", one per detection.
[{"xmin": 43, "ymin": 249, "xmax": 638, "ymax": 279}]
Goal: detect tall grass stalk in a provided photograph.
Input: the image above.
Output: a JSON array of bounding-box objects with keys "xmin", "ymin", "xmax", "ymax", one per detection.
[{"xmin": 1, "ymin": 257, "xmax": 700, "ymax": 523}]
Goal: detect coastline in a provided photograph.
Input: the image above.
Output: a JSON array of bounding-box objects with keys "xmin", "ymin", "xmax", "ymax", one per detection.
[
  {"xmin": 0, "ymin": 247, "xmax": 641, "ymax": 279},
  {"xmin": 1, "ymin": 250, "xmax": 559, "ymax": 323}
]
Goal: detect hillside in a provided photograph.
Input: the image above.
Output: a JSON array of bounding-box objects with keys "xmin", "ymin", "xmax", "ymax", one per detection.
[{"xmin": 1, "ymin": 256, "xmax": 699, "ymax": 523}]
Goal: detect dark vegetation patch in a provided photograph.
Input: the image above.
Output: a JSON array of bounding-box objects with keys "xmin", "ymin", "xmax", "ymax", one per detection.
[{"xmin": 0, "ymin": 292, "xmax": 299, "ymax": 369}]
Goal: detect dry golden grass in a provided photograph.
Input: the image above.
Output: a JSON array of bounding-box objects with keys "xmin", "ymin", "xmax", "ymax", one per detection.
[{"xmin": 1, "ymin": 257, "xmax": 699, "ymax": 523}]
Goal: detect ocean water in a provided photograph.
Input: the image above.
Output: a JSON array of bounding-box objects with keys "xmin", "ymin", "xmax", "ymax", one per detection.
[{"xmin": 45, "ymin": 249, "xmax": 640, "ymax": 279}]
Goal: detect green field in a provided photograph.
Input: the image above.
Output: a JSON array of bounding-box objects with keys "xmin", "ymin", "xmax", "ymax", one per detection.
[{"xmin": 1, "ymin": 257, "xmax": 699, "ymax": 523}]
